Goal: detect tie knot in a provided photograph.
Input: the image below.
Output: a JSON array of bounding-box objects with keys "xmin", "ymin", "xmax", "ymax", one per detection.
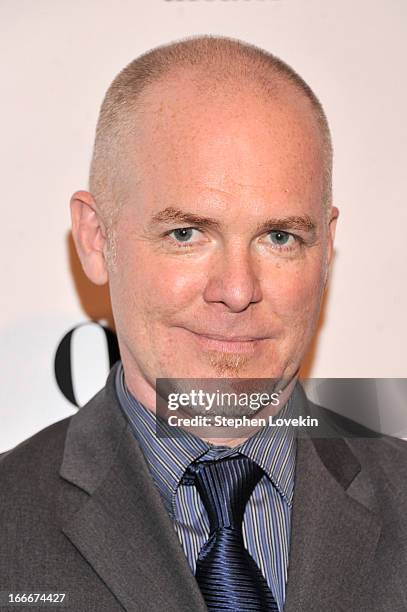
[{"xmin": 187, "ymin": 455, "xmax": 264, "ymax": 530}]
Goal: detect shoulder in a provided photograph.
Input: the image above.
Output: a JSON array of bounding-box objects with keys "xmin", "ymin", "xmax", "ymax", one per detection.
[
  {"xmin": 308, "ymin": 400, "xmax": 407, "ymax": 487},
  {"xmin": 0, "ymin": 415, "xmax": 81, "ymax": 572},
  {"xmin": 0, "ymin": 416, "xmax": 73, "ymax": 495},
  {"xmin": 0, "ymin": 367, "xmax": 123, "ymax": 514}
]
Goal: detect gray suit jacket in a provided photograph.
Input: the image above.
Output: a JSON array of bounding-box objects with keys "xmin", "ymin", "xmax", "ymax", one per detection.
[{"xmin": 1, "ymin": 363, "xmax": 407, "ymax": 611}]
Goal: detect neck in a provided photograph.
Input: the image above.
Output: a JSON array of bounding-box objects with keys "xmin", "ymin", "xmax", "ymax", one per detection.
[{"xmin": 120, "ymin": 351, "xmax": 299, "ymax": 447}]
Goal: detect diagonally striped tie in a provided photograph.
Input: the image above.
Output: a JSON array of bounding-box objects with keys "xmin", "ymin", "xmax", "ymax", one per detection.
[{"xmin": 188, "ymin": 455, "xmax": 279, "ymax": 612}]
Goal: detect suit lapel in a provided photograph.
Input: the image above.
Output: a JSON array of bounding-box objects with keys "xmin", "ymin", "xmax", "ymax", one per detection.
[
  {"xmin": 59, "ymin": 365, "xmax": 207, "ymax": 612},
  {"xmin": 284, "ymin": 433, "xmax": 382, "ymax": 611}
]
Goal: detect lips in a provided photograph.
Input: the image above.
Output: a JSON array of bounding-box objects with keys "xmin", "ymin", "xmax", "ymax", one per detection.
[
  {"xmin": 189, "ymin": 331, "xmax": 266, "ymax": 342},
  {"xmin": 186, "ymin": 329, "xmax": 267, "ymax": 353}
]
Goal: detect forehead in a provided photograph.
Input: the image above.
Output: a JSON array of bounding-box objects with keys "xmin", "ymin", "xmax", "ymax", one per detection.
[{"xmin": 126, "ymin": 72, "xmax": 325, "ymax": 216}]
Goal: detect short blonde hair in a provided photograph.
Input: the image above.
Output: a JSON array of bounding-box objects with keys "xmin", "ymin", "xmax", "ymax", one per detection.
[{"xmin": 90, "ymin": 35, "xmax": 332, "ymax": 229}]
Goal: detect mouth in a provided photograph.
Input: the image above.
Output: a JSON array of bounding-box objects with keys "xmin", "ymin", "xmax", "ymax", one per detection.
[{"xmin": 186, "ymin": 330, "xmax": 267, "ymax": 353}]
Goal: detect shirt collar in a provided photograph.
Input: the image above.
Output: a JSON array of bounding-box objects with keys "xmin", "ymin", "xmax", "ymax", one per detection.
[{"xmin": 115, "ymin": 363, "xmax": 296, "ymax": 515}]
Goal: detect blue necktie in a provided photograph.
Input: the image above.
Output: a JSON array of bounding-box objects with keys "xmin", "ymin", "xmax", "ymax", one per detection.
[{"xmin": 188, "ymin": 455, "xmax": 279, "ymax": 611}]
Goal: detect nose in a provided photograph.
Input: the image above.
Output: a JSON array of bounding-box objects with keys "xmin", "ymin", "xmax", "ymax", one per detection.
[{"xmin": 203, "ymin": 242, "xmax": 262, "ymax": 313}]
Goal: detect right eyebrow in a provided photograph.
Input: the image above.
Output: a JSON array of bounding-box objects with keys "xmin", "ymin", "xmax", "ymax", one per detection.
[{"xmin": 149, "ymin": 207, "xmax": 222, "ymax": 230}]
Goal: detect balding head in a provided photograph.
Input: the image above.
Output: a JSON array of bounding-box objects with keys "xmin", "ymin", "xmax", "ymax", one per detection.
[
  {"xmin": 71, "ymin": 35, "xmax": 339, "ymax": 413},
  {"xmin": 89, "ymin": 36, "xmax": 332, "ymax": 230}
]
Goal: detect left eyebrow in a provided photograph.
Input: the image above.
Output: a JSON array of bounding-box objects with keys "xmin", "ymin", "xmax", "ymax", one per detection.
[
  {"xmin": 255, "ymin": 215, "xmax": 316, "ymax": 234},
  {"xmin": 149, "ymin": 207, "xmax": 316, "ymax": 235}
]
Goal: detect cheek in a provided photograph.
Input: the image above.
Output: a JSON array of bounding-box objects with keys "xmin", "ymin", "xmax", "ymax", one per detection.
[
  {"xmin": 265, "ymin": 257, "xmax": 325, "ymax": 323},
  {"xmin": 122, "ymin": 248, "xmax": 206, "ymax": 318}
]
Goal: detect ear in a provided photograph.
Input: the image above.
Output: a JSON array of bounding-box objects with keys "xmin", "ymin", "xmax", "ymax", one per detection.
[
  {"xmin": 70, "ymin": 190, "xmax": 109, "ymax": 285},
  {"xmin": 327, "ymin": 205, "xmax": 339, "ymax": 266}
]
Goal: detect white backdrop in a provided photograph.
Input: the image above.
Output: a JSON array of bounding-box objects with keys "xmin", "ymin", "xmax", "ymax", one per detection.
[{"xmin": 1, "ymin": 0, "xmax": 406, "ymax": 452}]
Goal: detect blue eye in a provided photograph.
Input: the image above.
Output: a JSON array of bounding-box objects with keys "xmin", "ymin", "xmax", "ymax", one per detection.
[
  {"xmin": 172, "ymin": 228, "xmax": 195, "ymax": 242},
  {"xmin": 268, "ymin": 230, "xmax": 293, "ymax": 246}
]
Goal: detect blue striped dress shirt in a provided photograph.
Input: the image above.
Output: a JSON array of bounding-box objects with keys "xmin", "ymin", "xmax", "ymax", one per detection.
[{"xmin": 115, "ymin": 363, "xmax": 296, "ymax": 612}]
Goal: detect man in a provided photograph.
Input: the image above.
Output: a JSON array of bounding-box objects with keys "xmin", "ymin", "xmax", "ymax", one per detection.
[{"xmin": 1, "ymin": 36, "xmax": 406, "ymax": 611}]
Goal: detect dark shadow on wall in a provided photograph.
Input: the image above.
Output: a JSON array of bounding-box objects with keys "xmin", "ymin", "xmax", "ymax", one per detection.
[{"xmin": 67, "ymin": 231, "xmax": 115, "ymax": 330}]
